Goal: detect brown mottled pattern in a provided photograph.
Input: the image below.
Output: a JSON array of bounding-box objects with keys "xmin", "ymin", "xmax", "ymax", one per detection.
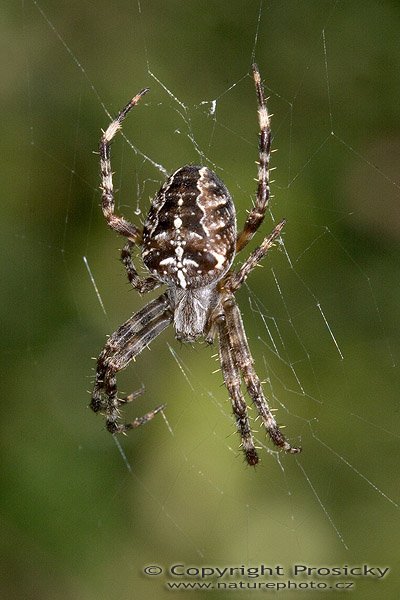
[{"xmin": 142, "ymin": 166, "xmax": 236, "ymax": 289}]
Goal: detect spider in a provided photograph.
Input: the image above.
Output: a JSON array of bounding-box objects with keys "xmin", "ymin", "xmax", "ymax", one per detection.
[{"xmin": 91, "ymin": 64, "xmax": 301, "ymax": 465}]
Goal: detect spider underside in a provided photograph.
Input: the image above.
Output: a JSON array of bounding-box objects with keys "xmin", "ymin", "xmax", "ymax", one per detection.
[{"xmin": 91, "ymin": 64, "xmax": 301, "ymax": 465}]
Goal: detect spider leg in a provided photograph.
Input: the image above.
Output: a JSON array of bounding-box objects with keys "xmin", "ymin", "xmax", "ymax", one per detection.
[
  {"xmin": 227, "ymin": 219, "xmax": 285, "ymax": 293},
  {"xmin": 237, "ymin": 64, "xmax": 272, "ymax": 253},
  {"xmin": 91, "ymin": 293, "xmax": 173, "ymax": 434},
  {"xmin": 217, "ymin": 314, "xmax": 259, "ymax": 466},
  {"xmin": 121, "ymin": 240, "xmax": 161, "ymax": 293},
  {"xmin": 222, "ymin": 294, "xmax": 301, "ymax": 455},
  {"xmin": 100, "ymin": 88, "xmax": 149, "ymax": 242}
]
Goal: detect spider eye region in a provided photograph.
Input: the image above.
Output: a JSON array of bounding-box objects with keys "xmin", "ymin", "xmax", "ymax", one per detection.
[{"xmin": 142, "ymin": 165, "xmax": 237, "ymax": 290}]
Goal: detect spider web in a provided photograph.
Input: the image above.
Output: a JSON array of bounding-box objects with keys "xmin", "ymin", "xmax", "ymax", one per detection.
[{"xmin": 4, "ymin": 0, "xmax": 400, "ymax": 598}]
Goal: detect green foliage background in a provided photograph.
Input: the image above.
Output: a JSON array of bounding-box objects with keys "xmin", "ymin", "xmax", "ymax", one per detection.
[{"xmin": 2, "ymin": 1, "xmax": 400, "ymax": 598}]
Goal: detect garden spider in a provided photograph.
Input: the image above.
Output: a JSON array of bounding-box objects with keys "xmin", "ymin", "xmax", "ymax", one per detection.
[{"xmin": 91, "ymin": 64, "xmax": 301, "ymax": 465}]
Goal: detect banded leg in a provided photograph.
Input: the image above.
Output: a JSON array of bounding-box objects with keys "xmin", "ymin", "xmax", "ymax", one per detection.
[
  {"xmin": 237, "ymin": 64, "xmax": 272, "ymax": 252},
  {"xmin": 121, "ymin": 240, "xmax": 160, "ymax": 293},
  {"xmin": 222, "ymin": 294, "xmax": 301, "ymax": 454},
  {"xmin": 228, "ymin": 220, "xmax": 285, "ymax": 293},
  {"xmin": 100, "ymin": 88, "xmax": 149, "ymax": 241},
  {"xmin": 218, "ymin": 315, "xmax": 259, "ymax": 465},
  {"xmin": 91, "ymin": 293, "xmax": 173, "ymax": 433}
]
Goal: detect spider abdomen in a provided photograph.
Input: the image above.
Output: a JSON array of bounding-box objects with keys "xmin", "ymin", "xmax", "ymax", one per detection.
[{"xmin": 142, "ymin": 165, "xmax": 236, "ymax": 290}]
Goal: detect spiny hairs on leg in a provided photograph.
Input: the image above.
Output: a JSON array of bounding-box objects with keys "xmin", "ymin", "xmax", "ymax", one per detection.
[
  {"xmin": 99, "ymin": 88, "xmax": 149, "ymax": 241},
  {"xmin": 222, "ymin": 295, "xmax": 301, "ymax": 458},
  {"xmin": 120, "ymin": 240, "xmax": 160, "ymax": 294},
  {"xmin": 91, "ymin": 294, "xmax": 172, "ymax": 435},
  {"xmin": 217, "ymin": 316, "xmax": 259, "ymax": 465},
  {"xmin": 102, "ymin": 88, "xmax": 149, "ymax": 144},
  {"xmin": 227, "ymin": 219, "xmax": 286, "ymax": 293},
  {"xmin": 236, "ymin": 64, "xmax": 272, "ymax": 253}
]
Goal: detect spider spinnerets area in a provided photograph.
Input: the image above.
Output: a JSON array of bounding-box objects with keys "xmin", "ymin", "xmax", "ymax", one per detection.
[{"xmin": 90, "ymin": 65, "xmax": 301, "ymax": 466}]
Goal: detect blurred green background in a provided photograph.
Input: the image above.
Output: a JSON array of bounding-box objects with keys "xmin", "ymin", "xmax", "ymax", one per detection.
[{"xmin": 2, "ymin": 1, "xmax": 400, "ymax": 598}]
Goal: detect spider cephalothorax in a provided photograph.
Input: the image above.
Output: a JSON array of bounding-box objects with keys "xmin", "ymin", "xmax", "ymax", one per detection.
[{"xmin": 91, "ymin": 65, "xmax": 301, "ymax": 465}]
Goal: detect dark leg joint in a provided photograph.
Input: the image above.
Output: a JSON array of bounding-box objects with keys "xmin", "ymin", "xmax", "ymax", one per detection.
[
  {"xmin": 270, "ymin": 427, "xmax": 301, "ymax": 454},
  {"xmin": 105, "ymin": 404, "xmax": 166, "ymax": 434},
  {"xmin": 106, "ymin": 420, "xmax": 120, "ymax": 434},
  {"xmin": 245, "ymin": 448, "xmax": 259, "ymax": 466}
]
